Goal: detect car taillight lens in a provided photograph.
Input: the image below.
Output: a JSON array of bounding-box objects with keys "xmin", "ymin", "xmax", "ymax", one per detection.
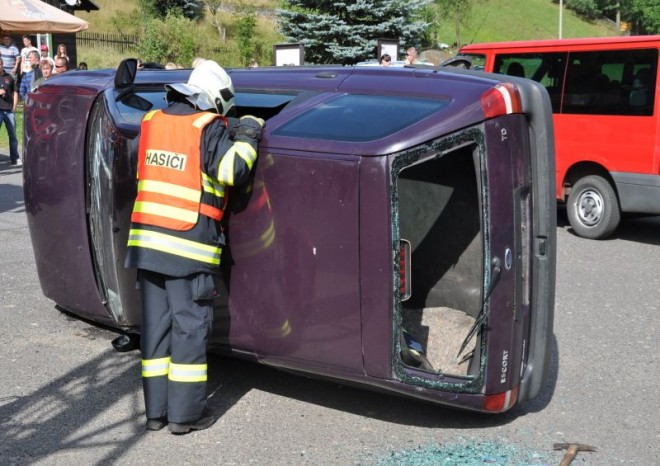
[
  {"xmin": 480, "ymin": 82, "xmax": 522, "ymax": 119},
  {"xmin": 484, "ymin": 386, "xmax": 519, "ymax": 412},
  {"xmin": 399, "ymin": 239, "xmax": 411, "ymax": 301}
]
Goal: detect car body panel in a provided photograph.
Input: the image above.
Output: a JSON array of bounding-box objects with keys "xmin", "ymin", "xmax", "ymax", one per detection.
[{"xmin": 23, "ymin": 64, "xmax": 556, "ymax": 412}]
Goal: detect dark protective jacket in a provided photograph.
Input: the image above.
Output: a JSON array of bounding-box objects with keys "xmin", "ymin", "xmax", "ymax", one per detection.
[{"xmin": 124, "ymin": 103, "xmax": 262, "ymax": 277}]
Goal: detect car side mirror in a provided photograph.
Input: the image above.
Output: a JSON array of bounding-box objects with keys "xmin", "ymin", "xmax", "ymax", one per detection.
[{"xmin": 115, "ymin": 58, "xmax": 138, "ymax": 88}]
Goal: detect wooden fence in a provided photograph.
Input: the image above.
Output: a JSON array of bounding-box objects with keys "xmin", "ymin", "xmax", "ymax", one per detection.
[
  {"xmin": 77, "ymin": 32, "xmax": 231, "ymax": 55},
  {"xmin": 77, "ymin": 32, "xmax": 138, "ymax": 53}
]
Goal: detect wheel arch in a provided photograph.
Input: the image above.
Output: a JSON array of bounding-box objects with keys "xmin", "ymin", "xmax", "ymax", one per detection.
[{"xmin": 561, "ymin": 162, "xmax": 618, "ymax": 203}]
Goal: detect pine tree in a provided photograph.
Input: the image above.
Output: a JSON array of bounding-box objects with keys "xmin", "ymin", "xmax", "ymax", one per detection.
[{"xmin": 277, "ymin": 0, "xmax": 432, "ymax": 65}]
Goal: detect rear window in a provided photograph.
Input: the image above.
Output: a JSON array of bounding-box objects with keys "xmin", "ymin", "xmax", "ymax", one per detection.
[{"xmin": 273, "ymin": 94, "xmax": 450, "ymax": 142}]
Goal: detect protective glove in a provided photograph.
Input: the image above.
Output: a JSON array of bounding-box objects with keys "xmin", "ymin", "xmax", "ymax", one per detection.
[{"xmin": 231, "ymin": 115, "xmax": 265, "ymax": 141}]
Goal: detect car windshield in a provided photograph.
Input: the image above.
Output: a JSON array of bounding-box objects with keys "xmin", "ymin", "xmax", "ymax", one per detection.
[
  {"xmin": 273, "ymin": 94, "xmax": 450, "ymax": 142},
  {"xmin": 115, "ymin": 89, "xmax": 300, "ymax": 125}
]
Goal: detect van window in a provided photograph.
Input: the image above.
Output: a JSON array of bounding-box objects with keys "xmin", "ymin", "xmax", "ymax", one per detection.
[
  {"xmin": 494, "ymin": 49, "xmax": 658, "ymax": 116},
  {"xmin": 563, "ymin": 49, "xmax": 657, "ymax": 116},
  {"xmin": 273, "ymin": 94, "xmax": 450, "ymax": 142},
  {"xmin": 494, "ymin": 53, "xmax": 567, "ymax": 112},
  {"xmin": 460, "ymin": 53, "xmax": 486, "ymax": 70}
]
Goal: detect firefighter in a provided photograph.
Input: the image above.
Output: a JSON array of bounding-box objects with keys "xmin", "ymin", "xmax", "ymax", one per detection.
[{"xmin": 124, "ymin": 60, "xmax": 264, "ymax": 434}]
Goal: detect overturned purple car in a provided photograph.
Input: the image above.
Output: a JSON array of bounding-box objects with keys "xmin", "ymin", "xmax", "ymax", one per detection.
[{"xmin": 23, "ymin": 59, "xmax": 556, "ymax": 413}]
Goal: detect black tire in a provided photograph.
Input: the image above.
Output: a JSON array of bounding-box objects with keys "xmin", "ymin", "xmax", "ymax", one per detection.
[{"xmin": 567, "ymin": 175, "xmax": 620, "ymax": 239}]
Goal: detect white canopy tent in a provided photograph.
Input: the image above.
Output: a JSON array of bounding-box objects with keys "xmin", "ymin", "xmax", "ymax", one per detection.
[{"xmin": 0, "ymin": 0, "xmax": 88, "ymax": 34}]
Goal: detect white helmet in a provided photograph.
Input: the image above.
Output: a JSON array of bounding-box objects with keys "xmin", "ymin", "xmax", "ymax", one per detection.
[{"xmin": 165, "ymin": 60, "xmax": 235, "ymax": 116}]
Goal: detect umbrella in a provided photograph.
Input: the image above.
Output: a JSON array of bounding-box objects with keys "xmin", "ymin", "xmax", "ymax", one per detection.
[{"xmin": 0, "ymin": 0, "xmax": 89, "ymax": 33}]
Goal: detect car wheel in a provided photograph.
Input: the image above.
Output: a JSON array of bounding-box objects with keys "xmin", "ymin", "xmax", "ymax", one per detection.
[{"xmin": 567, "ymin": 175, "xmax": 620, "ymax": 239}]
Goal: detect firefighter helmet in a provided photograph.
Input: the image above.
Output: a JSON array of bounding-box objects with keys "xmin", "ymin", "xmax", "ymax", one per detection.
[{"xmin": 165, "ymin": 60, "xmax": 235, "ymax": 116}]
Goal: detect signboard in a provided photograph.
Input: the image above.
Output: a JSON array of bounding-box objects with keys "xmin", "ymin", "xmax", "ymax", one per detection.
[
  {"xmin": 377, "ymin": 39, "xmax": 399, "ymax": 62},
  {"xmin": 274, "ymin": 44, "xmax": 304, "ymax": 66}
]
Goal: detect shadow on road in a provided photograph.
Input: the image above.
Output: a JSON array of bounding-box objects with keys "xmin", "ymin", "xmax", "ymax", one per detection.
[
  {"xmin": 206, "ymin": 335, "xmax": 560, "ymax": 430},
  {"xmin": 0, "ymin": 327, "xmax": 559, "ymax": 463},
  {"xmin": 0, "ymin": 349, "xmax": 145, "ymax": 464},
  {"xmin": 558, "ymin": 204, "xmax": 660, "ymax": 246}
]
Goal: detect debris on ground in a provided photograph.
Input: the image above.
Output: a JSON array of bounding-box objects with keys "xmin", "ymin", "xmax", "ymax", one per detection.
[{"xmin": 373, "ymin": 440, "xmax": 553, "ymax": 466}]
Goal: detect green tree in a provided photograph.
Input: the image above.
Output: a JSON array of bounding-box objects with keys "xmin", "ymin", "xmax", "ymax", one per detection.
[
  {"xmin": 138, "ymin": 11, "xmax": 201, "ymax": 65},
  {"xmin": 277, "ymin": 0, "xmax": 432, "ymax": 65},
  {"xmin": 628, "ymin": 0, "xmax": 660, "ymax": 33},
  {"xmin": 436, "ymin": 0, "xmax": 482, "ymax": 48},
  {"xmin": 201, "ymin": 0, "xmax": 227, "ymax": 42},
  {"xmin": 143, "ymin": 0, "xmax": 205, "ymax": 20},
  {"xmin": 235, "ymin": 6, "xmax": 257, "ymax": 66},
  {"xmin": 560, "ymin": 0, "xmax": 660, "ymax": 33}
]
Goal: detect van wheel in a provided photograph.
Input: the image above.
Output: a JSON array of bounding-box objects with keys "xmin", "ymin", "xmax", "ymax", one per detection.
[{"xmin": 567, "ymin": 175, "xmax": 620, "ymax": 239}]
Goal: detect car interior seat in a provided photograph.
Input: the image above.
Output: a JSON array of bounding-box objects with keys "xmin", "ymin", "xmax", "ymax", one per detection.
[{"xmin": 506, "ymin": 62, "xmax": 525, "ymax": 78}]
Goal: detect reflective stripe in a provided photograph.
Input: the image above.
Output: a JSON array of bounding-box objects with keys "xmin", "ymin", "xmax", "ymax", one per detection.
[
  {"xmin": 193, "ymin": 113, "xmax": 218, "ymax": 128},
  {"xmin": 142, "ymin": 356, "xmax": 170, "ymax": 377},
  {"xmin": 133, "ymin": 201, "xmax": 199, "ymax": 225},
  {"xmin": 218, "ymin": 150, "xmax": 235, "ymax": 186},
  {"xmin": 230, "ymin": 219, "xmax": 275, "ymax": 259},
  {"xmin": 263, "ymin": 319, "xmax": 292, "ymax": 338},
  {"xmin": 233, "ymin": 141, "xmax": 257, "ymax": 169},
  {"xmin": 142, "ymin": 110, "xmax": 157, "ymax": 122},
  {"xmin": 169, "ymin": 362, "xmax": 208, "ymax": 382},
  {"xmin": 128, "ymin": 229, "xmax": 222, "ymax": 265},
  {"xmin": 201, "ymin": 173, "xmax": 225, "ymax": 198},
  {"xmin": 138, "ymin": 179, "xmax": 201, "ymax": 202},
  {"xmin": 218, "ymin": 141, "xmax": 257, "ymax": 186}
]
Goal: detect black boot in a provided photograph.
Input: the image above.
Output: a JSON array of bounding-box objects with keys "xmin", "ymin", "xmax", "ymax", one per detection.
[
  {"xmin": 168, "ymin": 410, "xmax": 216, "ymax": 434},
  {"xmin": 146, "ymin": 416, "xmax": 168, "ymax": 431}
]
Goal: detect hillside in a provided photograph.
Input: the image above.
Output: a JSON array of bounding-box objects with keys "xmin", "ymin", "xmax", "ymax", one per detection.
[
  {"xmin": 436, "ymin": 0, "xmax": 620, "ymax": 46},
  {"xmin": 73, "ymin": 0, "xmax": 621, "ymax": 68},
  {"xmin": 79, "ymin": 0, "xmax": 620, "ymax": 42}
]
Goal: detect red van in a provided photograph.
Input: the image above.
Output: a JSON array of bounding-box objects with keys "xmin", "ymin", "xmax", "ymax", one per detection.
[{"xmin": 461, "ymin": 36, "xmax": 660, "ymax": 239}]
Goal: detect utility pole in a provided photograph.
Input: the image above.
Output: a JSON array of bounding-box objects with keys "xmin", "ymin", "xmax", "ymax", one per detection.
[{"xmin": 559, "ymin": 0, "xmax": 563, "ymax": 39}]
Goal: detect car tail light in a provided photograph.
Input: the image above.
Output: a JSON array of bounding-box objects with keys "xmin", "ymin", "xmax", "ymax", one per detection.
[
  {"xmin": 484, "ymin": 386, "xmax": 519, "ymax": 412},
  {"xmin": 399, "ymin": 239, "xmax": 411, "ymax": 301},
  {"xmin": 480, "ymin": 83, "xmax": 522, "ymax": 119}
]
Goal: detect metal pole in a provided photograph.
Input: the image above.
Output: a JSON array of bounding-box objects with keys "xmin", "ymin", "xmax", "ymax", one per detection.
[{"xmin": 559, "ymin": 0, "xmax": 563, "ymax": 39}]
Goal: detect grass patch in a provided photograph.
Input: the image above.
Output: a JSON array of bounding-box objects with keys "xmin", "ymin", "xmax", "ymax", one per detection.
[{"xmin": 436, "ymin": 0, "xmax": 620, "ymax": 46}]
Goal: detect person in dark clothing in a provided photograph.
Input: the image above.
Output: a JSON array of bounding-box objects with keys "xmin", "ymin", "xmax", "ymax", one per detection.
[
  {"xmin": 0, "ymin": 56, "xmax": 20, "ymax": 165},
  {"xmin": 124, "ymin": 60, "xmax": 264, "ymax": 434}
]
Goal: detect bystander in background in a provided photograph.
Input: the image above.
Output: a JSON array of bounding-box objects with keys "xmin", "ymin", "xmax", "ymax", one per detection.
[
  {"xmin": 56, "ymin": 43, "xmax": 68, "ymax": 60},
  {"xmin": 0, "ymin": 56, "xmax": 20, "ymax": 165},
  {"xmin": 19, "ymin": 35, "xmax": 37, "ymax": 87},
  {"xmin": 0, "ymin": 33, "xmax": 21, "ymax": 79},
  {"xmin": 19, "ymin": 50, "xmax": 41, "ymax": 100},
  {"xmin": 33, "ymin": 59, "xmax": 54, "ymax": 88},
  {"xmin": 404, "ymin": 47, "xmax": 418, "ymax": 65},
  {"xmin": 78, "ymin": 62, "xmax": 88, "ymax": 70},
  {"xmin": 55, "ymin": 56, "xmax": 69, "ymax": 74}
]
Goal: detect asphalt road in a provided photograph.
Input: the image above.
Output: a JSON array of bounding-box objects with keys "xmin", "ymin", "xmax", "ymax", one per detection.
[{"xmin": 1, "ymin": 154, "xmax": 659, "ymax": 465}]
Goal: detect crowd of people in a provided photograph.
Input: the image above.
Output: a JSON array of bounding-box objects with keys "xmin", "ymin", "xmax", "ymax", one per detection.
[
  {"xmin": 0, "ymin": 33, "xmax": 85, "ymax": 166},
  {"xmin": 0, "ymin": 33, "xmax": 78, "ymax": 102}
]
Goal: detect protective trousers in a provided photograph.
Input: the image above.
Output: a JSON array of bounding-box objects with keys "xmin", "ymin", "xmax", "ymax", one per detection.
[{"xmin": 138, "ymin": 269, "xmax": 215, "ymax": 423}]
